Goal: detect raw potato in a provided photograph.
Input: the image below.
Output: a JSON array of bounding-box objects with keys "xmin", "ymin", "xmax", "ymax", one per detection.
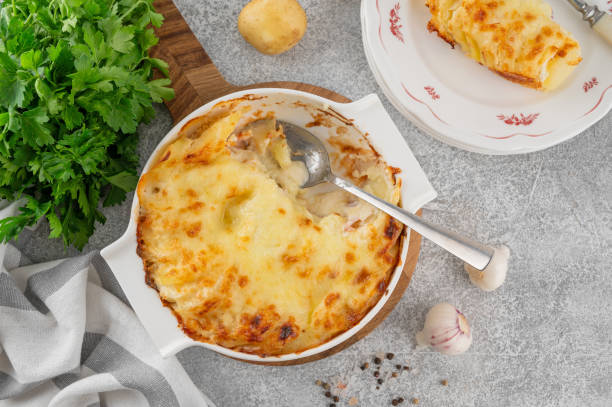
[{"xmin": 238, "ymin": 0, "xmax": 307, "ymax": 55}]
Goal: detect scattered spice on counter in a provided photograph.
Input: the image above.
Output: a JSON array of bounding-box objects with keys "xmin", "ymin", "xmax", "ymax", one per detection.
[{"xmin": 314, "ymin": 353, "xmax": 443, "ymax": 406}]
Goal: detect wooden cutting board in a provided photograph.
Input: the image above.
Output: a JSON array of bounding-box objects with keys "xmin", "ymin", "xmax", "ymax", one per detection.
[{"xmin": 150, "ymin": 0, "xmax": 422, "ymax": 365}]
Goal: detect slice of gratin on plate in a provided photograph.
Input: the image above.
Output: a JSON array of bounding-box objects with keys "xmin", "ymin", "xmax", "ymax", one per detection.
[{"xmin": 426, "ymin": 0, "xmax": 582, "ymax": 90}]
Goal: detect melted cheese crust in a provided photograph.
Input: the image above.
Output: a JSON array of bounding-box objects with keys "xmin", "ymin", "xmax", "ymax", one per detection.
[
  {"xmin": 426, "ymin": 0, "xmax": 582, "ymax": 90},
  {"xmin": 137, "ymin": 110, "xmax": 402, "ymax": 356}
]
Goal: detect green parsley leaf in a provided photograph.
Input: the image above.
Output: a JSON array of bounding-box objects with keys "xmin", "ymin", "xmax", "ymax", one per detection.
[
  {"xmin": 0, "ymin": 52, "xmax": 18, "ymax": 73},
  {"xmin": 106, "ymin": 170, "xmax": 138, "ymax": 191},
  {"xmin": 62, "ymin": 105, "xmax": 84, "ymax": 130},
  {"xmin": 147, "ymin": 78, "xmax": 174, "ymax": 103},
  {"xmin": 148, "ymin": 57, "xmax": 170, "ymax": 77},
  {"xmin": 21, "ymin": 107, "xmax": 54, "ymax": 147},
  {"xmin": 20, "ymin": 50, "xmax": 43, "ymax": 70},
  {"xmin": 62, "ymin": 15, "xmax": 78, "ymax": 33},
  {"xmin": 0, "ymin": 214, "xmax": 34, "ymax": 243},
  {"xmin": 0, "ymin": 69, "xmax": 26, "ymax": 108},
  {"xmin": 47, "ymin": 211, "xmax": 63, "ymax": 238}
]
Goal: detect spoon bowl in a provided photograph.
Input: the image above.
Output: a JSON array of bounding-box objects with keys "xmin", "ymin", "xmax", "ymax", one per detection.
[
  {"xmin": 278, "ymin": 120, "xmax": 497, "ymax": 271},
  {"xmin": 279, "ymin": 121, "xmax": 334, "ymax": 188}
]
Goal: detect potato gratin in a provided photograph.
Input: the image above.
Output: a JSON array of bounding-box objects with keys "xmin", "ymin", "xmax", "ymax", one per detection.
[
  {"xmin": 426, "ymin": 0, "xmax": 582, "ymax": 90},
  {"xmin": 136, "ymin": 106, "xmax": 402, "ymax": 356}
]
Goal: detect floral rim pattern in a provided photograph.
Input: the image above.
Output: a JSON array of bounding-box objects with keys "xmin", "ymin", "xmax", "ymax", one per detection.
[{"xmin": 374, "ymin": 1, "xmax": 612, "ymax": 141}]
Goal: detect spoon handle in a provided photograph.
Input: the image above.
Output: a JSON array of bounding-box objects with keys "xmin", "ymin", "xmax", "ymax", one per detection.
[
  {"xmin": 331, "ymin": 176, "xmax": 494, "ymax": 270},
  {"xmin": 593, "ymin": 13, "xmax": 612, "ymax": 46}
]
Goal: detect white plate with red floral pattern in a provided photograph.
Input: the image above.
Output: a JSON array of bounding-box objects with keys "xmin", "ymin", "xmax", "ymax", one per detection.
[{"xmin": 362, "ymin": 0, "xmax": 612, "ymax": 154}]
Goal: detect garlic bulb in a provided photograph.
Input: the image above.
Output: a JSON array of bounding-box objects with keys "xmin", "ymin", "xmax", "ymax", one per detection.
[
  {"xmin": 416, "ymin": 303, "xmax": 472, "ymax": 355},
  {"xmin": 464, "ymin": 245, "xmax": 510, "ymax": 291}
]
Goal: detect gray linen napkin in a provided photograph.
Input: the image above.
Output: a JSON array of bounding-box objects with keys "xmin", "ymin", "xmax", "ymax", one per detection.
[{"xmin": 0, "ymin": 203, "xmax": 213, "ymax": 407}]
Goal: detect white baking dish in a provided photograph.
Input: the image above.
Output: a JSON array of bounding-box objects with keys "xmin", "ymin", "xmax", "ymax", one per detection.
[{"xmin": 100, "ymin": 88, "xmax": 436, "ymax": 362}]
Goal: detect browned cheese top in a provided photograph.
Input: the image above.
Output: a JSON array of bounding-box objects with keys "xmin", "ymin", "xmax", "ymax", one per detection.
[{"xmin": 136, "ymin": 108, "xmax": 402, "ymax": 355}]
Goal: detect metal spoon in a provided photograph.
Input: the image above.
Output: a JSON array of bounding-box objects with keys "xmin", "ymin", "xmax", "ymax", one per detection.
[{"xmin": 278, "ymin": 120, "xmax": 495, "ymax": 271}]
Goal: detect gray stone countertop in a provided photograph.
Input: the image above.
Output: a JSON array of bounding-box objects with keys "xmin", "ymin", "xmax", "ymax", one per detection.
[{"xmin": 19, "ymin": 1, "xmax": 612, "ymax": 406}]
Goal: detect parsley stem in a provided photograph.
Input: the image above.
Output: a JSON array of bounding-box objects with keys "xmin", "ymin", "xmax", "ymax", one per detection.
[{"xmin": 119, "ymin": 0, "xmax": 146, "ymax": 22}]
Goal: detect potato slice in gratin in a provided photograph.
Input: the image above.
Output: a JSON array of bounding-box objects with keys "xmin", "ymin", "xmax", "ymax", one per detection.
[
  {"xmin": 136, "ymin": 107, "xmax": 402, "ymax": 356},
  {"xmin": 426, "ymin": 0, "xmax": 582, "ymax": 90}
]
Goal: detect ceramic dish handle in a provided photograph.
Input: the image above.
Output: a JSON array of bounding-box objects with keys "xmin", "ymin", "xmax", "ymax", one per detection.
[
  {"xmin": 100, "ymin": 228, "xmax": 193, "ymax": 356},
  {"xmin": 329, "ymin": 94, "xmax": 437, "ymax": 213}
]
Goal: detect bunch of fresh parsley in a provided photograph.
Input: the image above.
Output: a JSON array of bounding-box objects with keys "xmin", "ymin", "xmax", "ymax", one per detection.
[{"xmin": 0, "ymin": 0, "xmax": 174, "ymax": 249}]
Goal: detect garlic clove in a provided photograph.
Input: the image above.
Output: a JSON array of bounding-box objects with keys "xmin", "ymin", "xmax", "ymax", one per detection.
[
  {"xmin": 464, "ymin": 245, "xmax": 510, "ymax": 291},
  {"xmin": 416, "ymin": 303, "xmax": 472, "ymax": 355}
]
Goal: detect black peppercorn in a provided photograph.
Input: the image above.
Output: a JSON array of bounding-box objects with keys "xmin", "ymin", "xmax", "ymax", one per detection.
[
  {"xmin": 392, "ymin": 399, "xmax": 399, "ymax": 406},
  {"xmin": 386, "ymin": 353, "xmax": 394, "ymax": 360},
  {"xmin": 398, "ymin": 397, "xmax": 405, "ymax": 403},
  {"xmin": 395, "ymin": 364, "xmax": 402, "ymax": 370},
  {"xmin": 329, "ymin": 404, "xmax": 336, "ymax": 407},
  {"xmin": 377, "ymin": 378, "xmax": 384, "ymax": 385},
  {"xmin": 333, "ymin": 396, "xmax": 339, "ymax": 402},
  {"xmin": 325, "ymin": 391, "xmax": 332, "ymax": 398},
  {"xmin": 374, "ymin": 371, "xmax": 380, "ymax": 378},
  {"xmin": 374, "ymin": 357, "xmax": 382, "ymax": 365}
]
